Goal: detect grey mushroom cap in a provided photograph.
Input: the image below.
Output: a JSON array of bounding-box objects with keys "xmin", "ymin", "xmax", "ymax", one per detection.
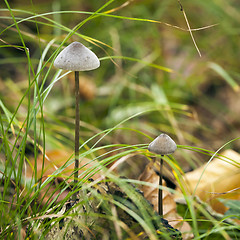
[
  {"xmin": 54, "ymin": 41, "xmax": 100, "ymax": 71},
  {"xmin": 148, "ymin": 133, "xmax": 177, "ymax": 155}
]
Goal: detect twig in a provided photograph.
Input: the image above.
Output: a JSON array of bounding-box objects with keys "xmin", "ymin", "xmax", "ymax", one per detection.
[{"xmin": 177, "ymin": 0, "xmax": 202, "ymax": 57}]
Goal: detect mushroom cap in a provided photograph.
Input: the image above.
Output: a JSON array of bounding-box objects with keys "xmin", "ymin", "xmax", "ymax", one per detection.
[
  {"xmin": 148, "ymin": 133, "xmax": 177, "ymax": 155},
  {"xmin": 54, "ymin": 42, "xmax": 100, "ymax": 71}
]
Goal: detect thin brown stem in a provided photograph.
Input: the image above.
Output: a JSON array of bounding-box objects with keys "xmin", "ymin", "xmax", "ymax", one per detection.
[
  {"xmin": 73, "ymin": 71, "xmax": 80, "ymax": 201},
  {"xmin": 158, "ymin": 156, "xmax": 164, "ymax": 216}
]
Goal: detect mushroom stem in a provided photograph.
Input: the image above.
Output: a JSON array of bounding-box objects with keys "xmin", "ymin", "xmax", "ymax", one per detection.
[
  {"xmin": 53, "ymin": 42, "xmax": 100, "ymax": 202},
  {"xmin": 73, "ymin": 70, "xmax": 80, "ymax": 201},
  {"xmin": 148, "ymin": 134, "xmax": 177, "ymax": 217},
  {"xmin": 158, "ymin": 156, "xmax": 164, "ymax": 216}
]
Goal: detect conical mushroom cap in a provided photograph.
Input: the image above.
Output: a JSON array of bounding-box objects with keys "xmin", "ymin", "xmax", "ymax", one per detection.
[
  {"xmin": 148, "ymin": 133, "xmax": 177, "ymax": 155},
  {"xmin": 54, "ymin": 42, "xmax": 100, "ymax": 71}
]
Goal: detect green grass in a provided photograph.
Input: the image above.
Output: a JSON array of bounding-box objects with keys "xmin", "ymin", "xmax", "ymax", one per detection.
[{"xmin": 1, "ymin": 0, "xmax": 240, "ymax": 239}]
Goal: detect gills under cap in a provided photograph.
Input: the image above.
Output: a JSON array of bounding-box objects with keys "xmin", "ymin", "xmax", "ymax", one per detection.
[
  {"xmin": 54, "ymin": 41, "xmax": 100, "ymax": 71},
  {"xmin": 148, "ymin": 133, "xmax": 177, "ymax": 155}
]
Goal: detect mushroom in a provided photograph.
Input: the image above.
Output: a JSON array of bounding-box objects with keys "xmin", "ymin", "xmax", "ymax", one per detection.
[
  {"xmin": 54, "ymin": 41, "xmax": 100, "ymax": 200},
  {"xmin": 148, "ymin": 133, "xmax": 177, "ymax": 216}
]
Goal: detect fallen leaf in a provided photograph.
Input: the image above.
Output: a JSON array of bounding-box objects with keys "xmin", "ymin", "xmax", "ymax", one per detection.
[
  {"xmin": 139, "ymin": 162, "xmax": 193, "ymax": 239},
  {"xmin": 27, "ymin": 149, "xmax": 101, "ymax": 181},
  {"xmin": 177, "ymin": 149, "xmax": 240, "ymax": 215},
  {"xmin": 26, "ymin": 149, "xmax": 102, "ymax": 204}
]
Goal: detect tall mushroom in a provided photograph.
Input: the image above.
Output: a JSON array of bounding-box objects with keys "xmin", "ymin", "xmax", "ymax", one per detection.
[
  {"xmin": 54, "ymin": 41, "xmax": 100, "ymax": 200},
  {"xmin": 148, "ymin": 133, "xmax": 177, "ymax": 216}
]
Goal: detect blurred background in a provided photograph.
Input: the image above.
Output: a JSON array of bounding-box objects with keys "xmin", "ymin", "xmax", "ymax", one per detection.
[{"xmin": 1, "ymin": 0, "xmax": 240, "ymax": 171}]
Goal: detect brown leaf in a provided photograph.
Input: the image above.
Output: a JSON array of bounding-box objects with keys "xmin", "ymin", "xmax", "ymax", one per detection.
[
  {"xmin": 26, "ymin": 149, "xmax": 101, "ymax": 204},
  {"xmin": 139, "ymin": 162, "xmax": 193, "ymax": 239},
  {"xmin": 27, "ymin": 149, "xmax": 101, "ymax": 180},
  {"xmin": 177, "ymin": 149, "xmax": 240, "ymax": 215}
]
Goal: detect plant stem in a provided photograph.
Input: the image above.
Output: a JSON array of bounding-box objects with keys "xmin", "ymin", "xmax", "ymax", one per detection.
[
  {"xmin": 73, "ymin": 71, "xmax": 80, "ymax": 201},
  {"xmin": 158, "ymin": 156, "xmax": 164, "ymax": 216}
]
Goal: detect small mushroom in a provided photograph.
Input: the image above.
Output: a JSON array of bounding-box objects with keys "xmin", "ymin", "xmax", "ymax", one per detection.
[
  {"xmin": 148, "ymin": 133, "xmax": 177, "ymax": 216},
  {"xmin": 54, "ymin": 41, "xmax": 100, "ymax": 201},
  {"xmin": 54, "ymin": 41, "xmax": 100, "ymax": 71},
  {"xmin": 148, "ymin": 133, "xmax": 177, "ymax": 155}
]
